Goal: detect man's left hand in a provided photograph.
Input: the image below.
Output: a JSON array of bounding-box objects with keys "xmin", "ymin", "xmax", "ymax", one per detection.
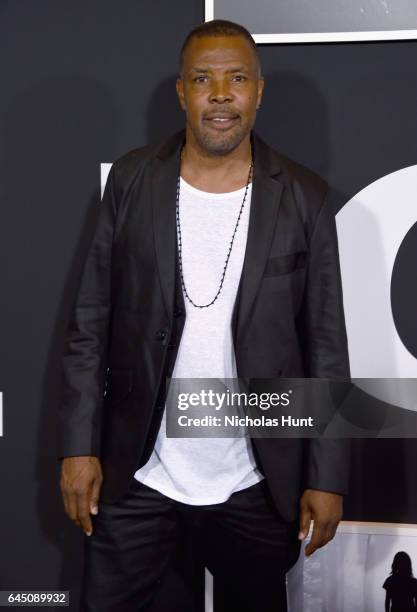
[{"xmin": 298, "ymin": 489, "xmax": 343, "ymax": 557}]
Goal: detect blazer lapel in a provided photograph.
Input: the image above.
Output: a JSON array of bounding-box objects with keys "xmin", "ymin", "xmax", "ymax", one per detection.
[
  {"xmin": 232, "ymin": 133, "xmax": 284, "ymax": 347},
  {"xmin": 151, "ymin": 131, "xmax": 185, "ymax": 321}
]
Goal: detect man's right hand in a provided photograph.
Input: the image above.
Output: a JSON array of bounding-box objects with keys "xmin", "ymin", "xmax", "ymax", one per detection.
[{"xmin": 60, "ymin": 456, "xmax": 103, "ymax": 536}]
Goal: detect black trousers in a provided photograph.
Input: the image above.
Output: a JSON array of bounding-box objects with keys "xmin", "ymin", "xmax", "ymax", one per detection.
[{"xmin": 80, "ymin": 478, "xmax": 301, "ymax": 612}]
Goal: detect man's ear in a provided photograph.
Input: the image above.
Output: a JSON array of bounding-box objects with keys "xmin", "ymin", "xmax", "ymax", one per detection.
[
  {"xmin": 256, "ymin": 76, "xmax": 265, "ymax": 110},
  {"xmin": 176, "ymin": 78, "xmax": 186, "ymax": 111}
]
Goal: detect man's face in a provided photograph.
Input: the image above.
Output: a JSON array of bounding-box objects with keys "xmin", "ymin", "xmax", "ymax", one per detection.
[{"xmin": 176, "ymin": 35, "xmax": 264, "ymax": 156}]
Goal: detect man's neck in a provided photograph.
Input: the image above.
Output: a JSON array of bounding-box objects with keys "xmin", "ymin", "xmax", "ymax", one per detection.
[{"xmin": 180, "ymin": 133, "xmax": 252, "ymax": 194}]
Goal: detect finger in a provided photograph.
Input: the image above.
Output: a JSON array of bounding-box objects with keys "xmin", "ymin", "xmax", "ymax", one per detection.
[
  {"xmin": 60, "ymin": 471, "xmax": 76, "ymax": 519},
  {"xmin": 310, "ymin": 524, "xmax": 333, "ymax": 553},
  {"xmin": 298, "ymin": 506, "xmax": 311, "ymax": 541},
  {"xmin": 89, "ymin": 476, "xmax": 102, "ymax": 515},
  {"xmin": 76, "ymin": 491, "xmax": 93, "ymax": 536},
  {"xmin": 305, "ymin": 521, "xmax": 329, "ymax": 556},
  {"xmin": 324, "ymin": 521, "xmax": 339, "ymax": 545},
  {"xmin": 62, "ymin": 490, "xmax": 81, "ymax": 527},
  {"xmin": 67, "ymin": 491, "xmax": 82, "ymax": 528}
]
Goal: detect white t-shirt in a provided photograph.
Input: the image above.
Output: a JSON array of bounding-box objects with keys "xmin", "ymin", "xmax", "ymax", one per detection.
[{"xmin": 134, "ymin": 176, "xmax": 263, "ymax": 505}]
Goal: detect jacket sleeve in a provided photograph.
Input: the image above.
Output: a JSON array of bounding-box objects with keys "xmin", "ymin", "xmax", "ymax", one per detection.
[
  {"xmin": 300, "ymin": 189, "xmax": 351, "ymax": 495},
  {"xmin": 57, "ymin": 166, "xmax": 117, "ymax": 459}
]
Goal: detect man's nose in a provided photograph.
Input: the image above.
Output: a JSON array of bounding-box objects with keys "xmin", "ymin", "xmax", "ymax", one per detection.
[{"xmin": 209, "ymin": 79, "xmax": 233, "ymax": 103}]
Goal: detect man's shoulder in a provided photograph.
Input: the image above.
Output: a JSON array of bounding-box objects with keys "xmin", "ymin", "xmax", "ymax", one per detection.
[
  {"xmin": 102, "ymin": 132, "xmax": 182, "ymax": 203},
  {"xmin": 111, "ymin": 131, "xmax": 182, "ymax": 183},
  {"xmin": 254, "ymin": 133, "xmax": 328, "ymax": 199},
  {"xmin": 254, "ymin": 133, "xmax": 330, "ymax": 233},
  {"xmin": 276, "ymin": 150, "xmax": 328, "ymax": 197}
]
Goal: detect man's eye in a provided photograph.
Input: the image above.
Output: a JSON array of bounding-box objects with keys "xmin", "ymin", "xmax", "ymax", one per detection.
[
  {"xmin": 194, "ymin": 76, "xmax": 208, "ymax": 83},
  {"xmin": 232, "ymin": 75, "xmax": 246, "ymax": 82}
]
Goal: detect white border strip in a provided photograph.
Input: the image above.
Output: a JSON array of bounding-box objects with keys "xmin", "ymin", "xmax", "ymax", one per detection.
[
  {"xmin": 338, "ymin": 521, "xmax": 417, "ymax": 537},
  {"xmin": 204, "ymin": 2, "xmax": 417, "ymax": 43},
  {"xmin": 253, "ymin": 30, "xmax": 417, "ymax": 44}
]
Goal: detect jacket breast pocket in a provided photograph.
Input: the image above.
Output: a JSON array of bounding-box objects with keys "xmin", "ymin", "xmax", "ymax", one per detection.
[
  {"xmin": 105, "ymin": 369, "xmax": 134, "ymax": 406},
  {"xmin": 263, "ymin": 251, "xmax": 307, "ymax": 277}
]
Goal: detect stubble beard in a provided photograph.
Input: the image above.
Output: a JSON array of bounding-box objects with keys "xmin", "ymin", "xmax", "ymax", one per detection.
[{"xmin": 191, "ymin": 122, "xmax": 249, "ymax": 157}]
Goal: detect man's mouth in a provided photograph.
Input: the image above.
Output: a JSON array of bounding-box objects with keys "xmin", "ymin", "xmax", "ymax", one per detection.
[{"xmin": 202, "ymin": 114, "xmax": 240, "ymax": 130}]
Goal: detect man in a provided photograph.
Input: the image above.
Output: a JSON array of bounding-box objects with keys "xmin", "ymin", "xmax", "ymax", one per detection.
[{"xmin": 59, "ymin": 19, "xmax": 350, "ymax": 612}]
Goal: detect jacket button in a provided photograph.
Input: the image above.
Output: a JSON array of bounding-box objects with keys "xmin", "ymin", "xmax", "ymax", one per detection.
[
  {"xmin": 155, "ymin": 328, "xmax": 167, "ymax": 341},
  {"xmin": 173, "ymin": 307, "xmax": 184, "ymax": 318}
]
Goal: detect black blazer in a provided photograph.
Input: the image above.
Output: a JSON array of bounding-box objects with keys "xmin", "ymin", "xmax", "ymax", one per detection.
[{"xmin": 59, "ymin": 130, "xmax": 350, "ymax": 522}]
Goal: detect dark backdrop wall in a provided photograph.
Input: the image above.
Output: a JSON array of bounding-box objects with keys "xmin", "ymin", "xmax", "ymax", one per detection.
[{"xmin": 1, "ymin": 1, "xmax": 417, "ymax": 608}]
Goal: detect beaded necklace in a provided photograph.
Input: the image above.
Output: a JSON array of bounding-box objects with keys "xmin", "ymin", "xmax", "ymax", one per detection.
[{"xmin": 176, "ymin": 151, "xmax": 253, "ymax": 308}]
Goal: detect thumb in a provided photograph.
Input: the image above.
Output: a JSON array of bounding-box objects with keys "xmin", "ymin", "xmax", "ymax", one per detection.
[
  {"xmin": 298, "ymin": 504, "xmax": 311, "ymax": 541},
  {"xmin": 89, "ymin": 477, "xmax": 102, "ymax": 515}
]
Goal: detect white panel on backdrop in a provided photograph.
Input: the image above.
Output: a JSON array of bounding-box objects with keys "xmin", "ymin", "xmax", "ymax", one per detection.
[
  {"xmin": 336, "ymin": 165, "xmax": 417, "ymax": 411},
  {"xmin": 101, "ymin": 163, "xmax": 112, "ymax": 199},
  {"xmin": 288, "ymin": 524, "xmax": 417, "ymax": 612},
  {"xmin": 205, "ymin": 0, "xmax": 417, "ymax": 43}
]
